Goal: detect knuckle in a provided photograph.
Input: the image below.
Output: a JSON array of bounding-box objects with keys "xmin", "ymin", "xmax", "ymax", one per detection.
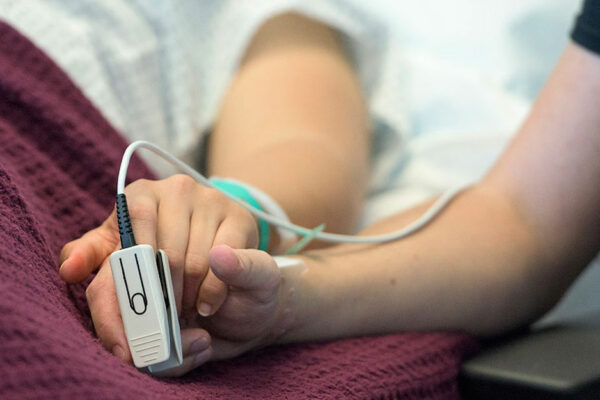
[
  {"xmin": 161, "ymin": 247, "xmax": 185, "ymax": 271},
  {"xmin": 225, "ymin": 230, "xmax": 258, "ymax": 250},
  {"xmin": 200, "ymin": 186, "xmax": 227, "ymax": 203},
  {"xmin": 184, "ymin": 251, "xmax": 210, "ymax": 279},
  {"xmin": 220, "ymin": 210, "xmax": 259, "ymax": 247},
  {"xmin": 240, "ymin": 214, "xmax": 260, "ymax": 237},
  {"xmin": 85, "ymin": 280, "xmax": 101, "ymax": 303},
  {"xmin": 127, "ymin": 197, "xmax": 157, "ymax": 222},
  {"xmin": 166, "ymin": 174, "xmax": 197, "ymax": 195},
  {"xmin": 85, "ymin": 274, "xmax": 113, "ymax": 304},
  {"xmin": 230, "ymin": 203, "xmax": 254, "ymax": 222},
  {"xmin": 125, "ymin": 178, "xmax": 152, "ymax": 193}
]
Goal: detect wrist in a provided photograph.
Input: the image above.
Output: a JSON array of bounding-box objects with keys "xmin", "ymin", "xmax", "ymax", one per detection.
[{"xmin": 272, "ymin": 254, "xmax": 331, "ymax": 344}]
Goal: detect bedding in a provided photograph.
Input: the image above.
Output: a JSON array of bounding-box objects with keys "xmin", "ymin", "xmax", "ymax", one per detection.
[{"xmin": 0, "ymin": 21, "xmax": 478, "ymax": 399}]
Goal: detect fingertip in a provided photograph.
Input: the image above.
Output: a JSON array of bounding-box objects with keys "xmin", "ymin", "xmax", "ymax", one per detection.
[
  {"xmin": 209, "ymin": 244, "xmax": 234, "ymax": 262},
  {"xmin": 208, "ymin": 245, "xmax": 239, "ymax": 281},
  {"xmin": 181, "ymin": 329, "xmax": 211, "ymax": 355},
  {"xmin": 58, "ymin": 252, "xmax": 85, "ymax": 283},
  {"xmin": 196, "ymin": 268, "xmax": 229, "ymax": 317},
  {"xmin": 197, "ymin": 302, "xmax": 212, "ymax": 317}
]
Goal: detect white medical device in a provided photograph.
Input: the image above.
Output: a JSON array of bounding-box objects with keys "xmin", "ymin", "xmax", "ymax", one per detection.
[{"xmin": 110, "ymin": 245, "xmax": 182, "ymax": 373}]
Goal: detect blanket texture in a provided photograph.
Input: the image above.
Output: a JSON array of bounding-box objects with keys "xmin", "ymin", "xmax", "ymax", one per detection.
[{"xmin": 0, "ymin": 21, "xmax": 478, "ymax": 399}]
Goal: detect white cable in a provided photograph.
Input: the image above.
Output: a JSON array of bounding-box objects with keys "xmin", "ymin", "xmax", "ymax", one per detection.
[{"xmin": 118, "ymin": 140, "xmax": 470, "ymax": 244}]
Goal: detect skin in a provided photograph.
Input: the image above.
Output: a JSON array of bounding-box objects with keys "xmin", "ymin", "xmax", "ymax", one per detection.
[
  {"xmin": 229, "ymin": 41, "xmax": 600, "ymax": 348},
  {"xmin": 59, "ymin": 13, "xmax": 368, "ymax": 376},
  {"xmin": 108, "ymin": 39, "xmax": 600, "ymax": 374},
  {"xmin": 61, "ymin": 19, "xmax": 600, "ymax": 377}
]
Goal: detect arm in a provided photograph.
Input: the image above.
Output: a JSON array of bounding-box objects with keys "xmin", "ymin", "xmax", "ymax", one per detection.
[
  {"xmin": 208, "ymin": 12, "xmax": 370, "ymax": 245},
  {"xmin": 129, "ymin": 35, "xmax": 599, "ymax": 369},
  {"xmin": 278, "ymin": 42, "xmax": 600, "ymax": 341},
  {"xmin": 190, "ymin": 12, "xmax": 368, "ymax": 324},
  {"xmin": 188, "ymin": 41, "xmax": 600, "ymax": 364}
]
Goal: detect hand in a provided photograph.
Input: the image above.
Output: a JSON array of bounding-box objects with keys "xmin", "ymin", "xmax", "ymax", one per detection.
[
  {"xmin": 132, "ymin": 245, "xmax": 286, "ymax": 377},
  {"xmin": 194, "ymin": 245, "xmax": 289, "ymax": 363},
  {"xmin": 59, "ymin": 174, "xmax": 260, "ymax": 370}
]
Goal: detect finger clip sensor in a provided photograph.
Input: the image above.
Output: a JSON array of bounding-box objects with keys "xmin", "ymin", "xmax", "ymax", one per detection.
[{"xmin": 109, "ymin": 245, "xmax": 183, "ymax": 373}]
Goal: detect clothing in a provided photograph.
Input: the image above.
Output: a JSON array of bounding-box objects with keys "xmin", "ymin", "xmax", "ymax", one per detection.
[
  {"xmin": 1, "ymin": 1, "xmax": 576, "ymax": 228},
  {"xmin": 1, "ymin": 0, "xmax": 595, "ymax": 323},
  {"xmin": 0, "ymin": 22, "xmax": 478, "ymax": 398},
  {"xmin": 572, "ymin": 0, "xmax": 600, "ymax": 55},
  {"xmin": 0, "ymin": 0, "xmax": 391, "ymax": 182}
]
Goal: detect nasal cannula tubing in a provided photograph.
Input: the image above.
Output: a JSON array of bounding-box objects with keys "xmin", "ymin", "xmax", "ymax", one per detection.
[{"xmin": 118, "ymin": 140, "xmax": 469, "ymax": 244}]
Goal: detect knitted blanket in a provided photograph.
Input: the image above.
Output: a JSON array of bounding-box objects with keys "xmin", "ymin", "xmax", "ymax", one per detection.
[{"xmin": 0, "ymin": 21, "xmax": 478, "ymax": 399}]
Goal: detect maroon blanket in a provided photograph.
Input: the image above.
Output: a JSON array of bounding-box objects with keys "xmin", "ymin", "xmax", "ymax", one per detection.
[{"xmin": 0, "ymin": 21, "xmax": 478, "ymax": 399}]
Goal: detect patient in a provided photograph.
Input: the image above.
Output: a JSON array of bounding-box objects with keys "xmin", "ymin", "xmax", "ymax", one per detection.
[{"xmin": 60, "ymin": 0, "xmax": 599, "ymax": 377}]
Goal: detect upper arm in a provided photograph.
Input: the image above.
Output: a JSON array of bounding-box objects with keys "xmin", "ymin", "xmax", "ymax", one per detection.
[{"xmin": 485, "ymin": 42, "xmax": 600, "ymax": 267}]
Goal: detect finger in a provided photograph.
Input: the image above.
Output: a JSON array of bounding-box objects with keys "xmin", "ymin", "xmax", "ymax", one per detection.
[
  {"xmin": 125, "ymin": 193, "xmax": 158, "ymax": 251},
  {"xmin": 86, "ymin": 260, "xmax": 131, "ymax": 363},
  {"xmin": 59, "ymin": 210, "xmax": 120, "ymax": 283},
  {"xmin": 209, "ymin": 245, "xmax": 280, "ymax": 297},
  {"xmin": 196, "ymin": 216, "xmax": 256, "ymax": 317},
  {"xmin": 155, "ymin": 190, "xmax": 192, "ymax": 315},
  {"xmin": 195, "ymin": 269, "xmax": 226, "ymax": 318},
  {"xmin": 212, "ymin": 207, "xmax": 260, "ymax": 250},
  {"xmin": 180, "ymin": 203, "xmax": 220, "ymax": 319},
  {"xmin": 151, "ymin": 329, "xmax": 212, "ymax": 377}
]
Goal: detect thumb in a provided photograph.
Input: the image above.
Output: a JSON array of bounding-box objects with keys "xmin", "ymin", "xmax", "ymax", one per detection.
[
  {"xmin": 59, "ymin": 209, "xmax": 120, "ymax": 283},
  {"xmin": 209, "ymin": 245, "xmax": 280, "ymax": 294}
]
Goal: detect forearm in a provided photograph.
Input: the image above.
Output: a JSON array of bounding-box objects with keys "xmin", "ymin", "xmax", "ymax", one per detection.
[
  {"xmin": 208, "ymin": 13, "xmax": 369, "ymax": 241},
  {"xmin": 282, "ymin": 186, "xmax": 547, "ymax": 342},
  {"xmin": 278, "ymin": 43, "xmax": 600, "ymax": 342}
]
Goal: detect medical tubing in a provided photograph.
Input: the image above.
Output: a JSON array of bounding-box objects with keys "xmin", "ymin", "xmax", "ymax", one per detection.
[
  {"xmin": 116, "ymin": 193, "xmax": 136, "ymax": 248},
  {"xmin": 117, "ymin": 140, "xmax": 469, "ymax": 245}
]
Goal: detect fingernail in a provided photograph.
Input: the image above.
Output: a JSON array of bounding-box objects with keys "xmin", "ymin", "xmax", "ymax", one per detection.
[
  {"xmin": 189, "ymin": 336, "xmax": 209, "ymax": 354},
  {"xmin": 193, "ymin": 348, "xmax": 212, "ymax": 367},
  {"xmin": 198, "ymin": 303, "xmax": 211, "ymax": 317},
  {"xmin": 112, "ymin": 345, "xmax": 126, "ymax": 361}
]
